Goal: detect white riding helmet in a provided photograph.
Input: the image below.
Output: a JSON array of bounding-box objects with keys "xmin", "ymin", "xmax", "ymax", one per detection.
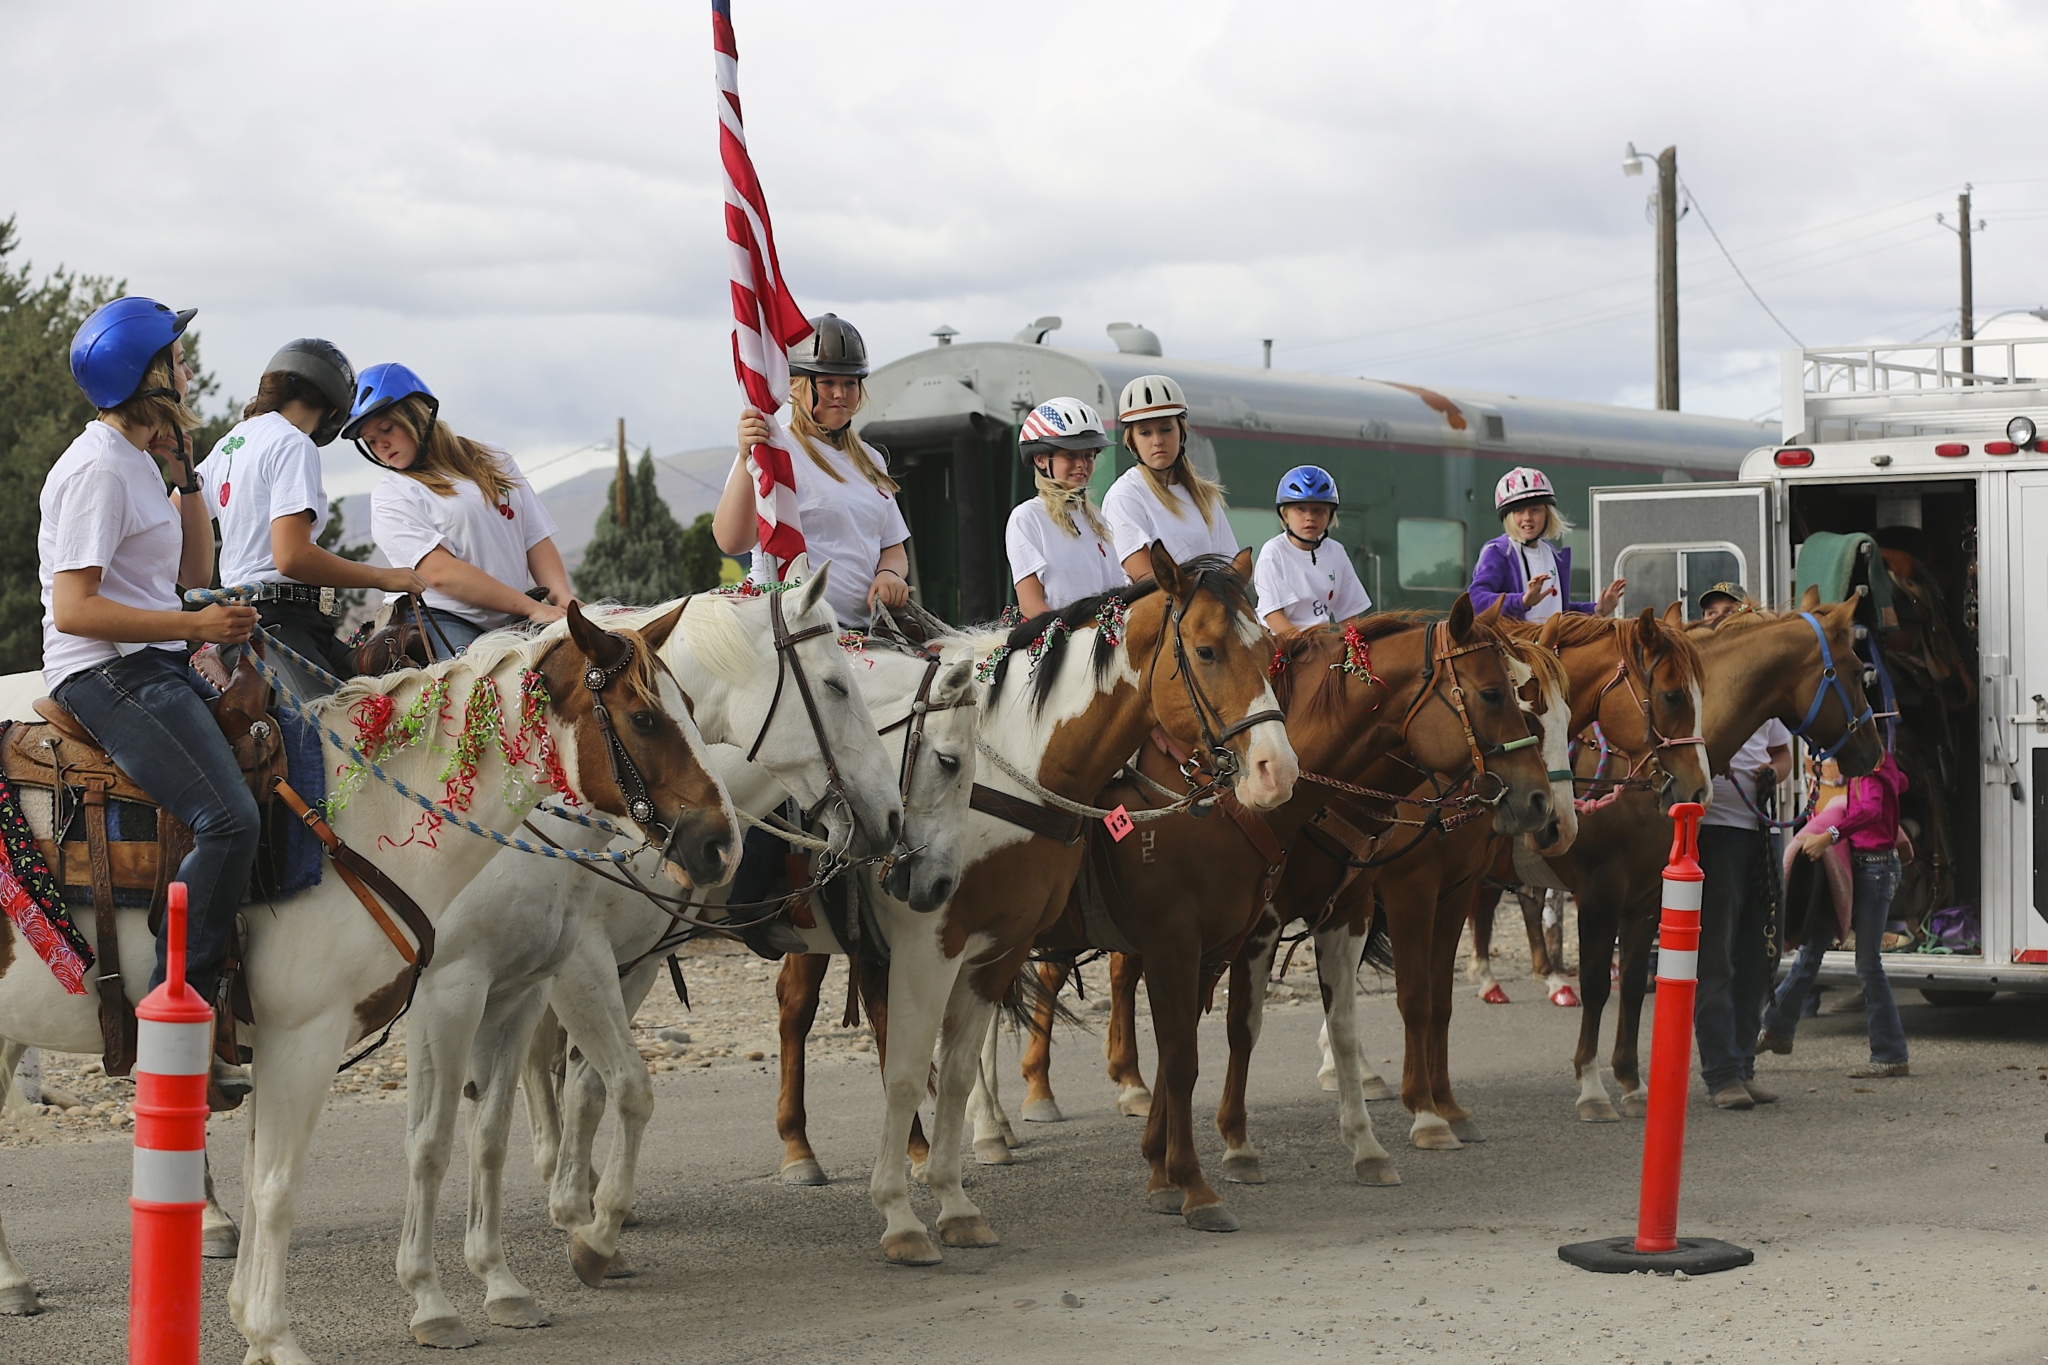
[
  {"xmin": 1019, "ymin": 397, "xmax": 1109, "ymax": 459},
  {"xmin": 1118, "ymin": 373, "xmax": 1188, "ymax": 424},
  {"xmin": 1494, "ymin": 466, "xmax": 1556, "ymax": 514}
]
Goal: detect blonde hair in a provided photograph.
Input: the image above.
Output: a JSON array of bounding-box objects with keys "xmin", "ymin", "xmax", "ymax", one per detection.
[
  {"xmin": 99, "ymin": 348, "xmax": 200, "ymax": 446},
  {"xmin": 789, "ymin": 375, "xmax": 899, "ymax": 494},
  {"xmin": 1502, "ymin": 502, "xmax": 1571, "ymax": 542},
  {"xmin": 1130, "ymin": 416, "xmax": 1225, "ymax": 528},
  {"xmin": 377, "ymin": 395, "xmax": 517, "ymax": 506},
  {"xmin": 1033, "ymin": 473, "xmax": 1112, "ymax": 541}
]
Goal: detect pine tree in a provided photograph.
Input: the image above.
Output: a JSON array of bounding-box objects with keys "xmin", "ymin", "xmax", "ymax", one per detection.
[{"xmin": 574, "ymin": 448, "xmax": 717, "ymax": 604}]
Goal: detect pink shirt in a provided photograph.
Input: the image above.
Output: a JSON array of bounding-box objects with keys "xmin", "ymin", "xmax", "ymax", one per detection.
[{"xmin": 1820, "ymin": 752, "xmax": 1906, "ymax": 853}]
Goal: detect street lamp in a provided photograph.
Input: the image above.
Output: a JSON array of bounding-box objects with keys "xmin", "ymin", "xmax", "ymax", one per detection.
[{"xmin": 1623, "ymin": 141, "xmax": 1681, "ymax": 410}]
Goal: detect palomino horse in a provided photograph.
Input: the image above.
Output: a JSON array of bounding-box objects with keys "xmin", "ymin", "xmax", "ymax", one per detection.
[
  {"xmin": 391, "ymin": 573, "xmax": 910, "ymax": 1348},
  {"xmin": 725, "ymin": 546, "xmax": 1294, "ymax": 1264},
  {"xmin": 0, "ymin": 605, "xmax": 736, "ymax": 1364},
  {"xmin": 992, "ymin": 599, "xmax": 1556, "ymax": 1228},
  {"xmin": 1540, "ymin": 591, "xmax": 1884, "ymax": 1121}
]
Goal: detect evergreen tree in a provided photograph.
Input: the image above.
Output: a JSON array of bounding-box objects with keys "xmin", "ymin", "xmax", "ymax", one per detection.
[{"xmin": 574, "ymin": 448, "xmax": 716, "ymax": 604}]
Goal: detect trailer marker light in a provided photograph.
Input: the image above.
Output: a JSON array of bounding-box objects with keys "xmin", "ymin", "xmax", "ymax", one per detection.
[
  {"xmin": 2009, "ymin": 415, "xmax": 2038, "ymax": 448},
  {"xmin": 1774, "ymin": 448, "xmax": 1814, "ymax": 468},
  {"xmin": 1987, "ymin": 441, "xmax": 2019, "ymax": 455},
  {"xmin": 1934, "ymin": 442, "xmax": 1970, "ymax": 458}
]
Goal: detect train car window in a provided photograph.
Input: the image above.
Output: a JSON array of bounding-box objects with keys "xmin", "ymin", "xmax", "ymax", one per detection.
[{"xmin": 1398, "ymin": 517, "xmax": 1467, "ymax": 591}]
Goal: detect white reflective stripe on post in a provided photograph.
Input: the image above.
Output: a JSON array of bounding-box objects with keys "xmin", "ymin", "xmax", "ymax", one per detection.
[
  {"xmin": 137, "ymin": 1021, "xmax": 213, "ymax": 1077},
  {"xmin": 1656, "ymin": 948, "xmax": 1699, "ymax": 982},
  {"xmin": 1660, "ymin": 878, "xmax": 1702, "ymax": 913},
  {"xmin": 131, "ymin": 1146, "xmax": 206, "ymax": 1204}
]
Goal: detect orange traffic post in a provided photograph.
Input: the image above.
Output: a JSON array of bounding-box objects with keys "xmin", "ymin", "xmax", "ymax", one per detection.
[
  {"xmin": 1559, "ymin": 803, "xmax": 1753, "ymax": 1276},
  {"xmin": 129, "ymin": 883, "xmax": 212, "ymax": 1363}
]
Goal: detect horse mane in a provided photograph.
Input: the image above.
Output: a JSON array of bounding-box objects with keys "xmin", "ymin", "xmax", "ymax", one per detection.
[
  {"xmin": 984, "ymin": 555, "xmax": 1255, "ymax": 715},
  {"xmin": 1535, "ymin": 610, "xmax": 1706, "ymax": 690},
  {"xmin": 316, "ymin": 613, "xmax": 666, "ymax": 722}
]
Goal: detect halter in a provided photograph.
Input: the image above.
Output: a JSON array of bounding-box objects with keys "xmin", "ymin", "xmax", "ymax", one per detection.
[
  {"xmin": 1585, "ymin": 617, "xmax": 1706, "ymax": 802},
  {"xmin": 1395, "ymin": 620, "xmax": 1540, "ymax": 807},
  {"xmin": 744, "ymin": 589, "xmax": 862, "ymax": 852},
  {"xmin": 1163, "ymin": 574, "xmax": 1284, "ymax": 781},
  {"xmin": 1789, "ymin": 610, "xmax": 1877, "ymax": 763},
  {"xmin": 580, "ymin": 633, "xmax": 692, "ymax": 867},
  {"xmin": 873, "ymin": 648, "xmax": 974, "ymax": 865}
]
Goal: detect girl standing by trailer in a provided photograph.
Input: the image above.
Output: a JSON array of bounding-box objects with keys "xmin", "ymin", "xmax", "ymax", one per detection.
[
  {"xmin": 1253, "ymin": 464, "xmax": 1370, "ymax": 633},
  {"xmin": 713, "ymin": 313, "xmax": 912, "ymax": 627},
  {"xmin": 40, "ymin": 297, "xmax": 259, "ymax": 1101},
  {"xmin": 1005, "ymin": 397, "xmax": 1121, "ymax": 617},
  {"xmin": 1468, "ymin": 466, "xmax": 1625, "ymax": 621},
  {"xmin": 346, "ymin": 364, "xmax": 572, "ymax": 655},
  {"xmin": 197, "ymin": 339, "xmax": 422, "ymax": 696},
  {"xmin": 1101, "ymin": 373, "xmax": 1238, "ymax": 581}
]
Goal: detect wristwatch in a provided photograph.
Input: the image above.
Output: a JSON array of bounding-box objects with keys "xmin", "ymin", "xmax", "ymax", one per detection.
[{"xmin": 1828, "ymin": 827, "xmax": 1842, "ymax": 844}]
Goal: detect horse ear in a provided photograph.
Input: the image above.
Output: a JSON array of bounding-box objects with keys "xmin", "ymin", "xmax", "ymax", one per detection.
[
  {"xmin": 566, "ymin": 601, "xmax": 629, "ymax": 672},
  {"xmin": 1634, "ymin": 607, "xmax": 1662, "ymax": 655},
  {"xmin": 1662, "ymin": 600, "xmax": 1685, "ymax": 627},
  {"xmin": 1231, "ymin": 546, "xmax": 1254, "ymax": 579},
  {"xmin": 1799, "ymin": 583, "xmax": 1822, "ymax": 611},
  {"xmin": 792, "ymin": 561, "xmax": 832, "ymax": 620},
  {"xmin": 637, "ymin": 600, "xmax": 688, "ymax": 653},
  {"xmin": 934, "ymin": 657, "xmax": 977, "ymax": 707},
  {"xmin": 1538, "ymin": 612, "xmax": 1565, "ymax": 647},
  {"xmin": 1475, "ymin": 596, "xmax": 1505, "ymax": 629},
  {"xmin": 1147, "ymin": 540, "xmax": 1187, "ymax": 598},
  {"xmin": 1448, "ymin": 592, "xmax": 1476, "ymax": 641}
]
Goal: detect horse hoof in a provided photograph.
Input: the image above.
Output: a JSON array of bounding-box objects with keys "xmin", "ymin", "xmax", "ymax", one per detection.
[
  {"xmin": 485, "ymin": 1296, "xmax": 550, "ymax": 1329},
  {"xmin": 1358, "ymin": 1077, "xmax": 1398, "ymax": 1102},
  {"xmin": 1449, "ymin": 1119, "xmax": 1487, "ymax": 1144},
  {"xmin": 201, "ymin": 1223, "xmax": 240, "ymax": 1258},
  {"xmin": 781, "ymin": 1157, "xmax": 829, "ymax": 1186},
  {"xmin": 1410, "ymin": 1120, "xmax": 1463, "ymax": 1151},
  {"xmin": 1145, "ymin": 1186, "xmax": 1186, "ymax": 1214},
  {"xmin": 1117, "ymin": 1086, "xmax": 1153, "ymax": 1118},
  {"xmin": 1576, "ymin": 1097, "xmax": 1621, "ymax": 1123},
  {"xmin": 1220, "ymin": 1152, "xmax": 1265, "ymax": 1185},
  {"xmin": 0, "ymin": 1284, "xmax": 41, "ymax": 1316},
  {"xmin": 621, "ymin": 1206, "xmax": 642, "ymax": 1228},
  {"xmin": 1353, "ymin": 1155, "xmax": 1402, "ymax": 1186},
  {"xmin": 603, "ymin": 1249, "xmax": 637, "ymax": 1279},
  {"xmin": 567, "ymin": 1232, "xmax": 613, "ymax": 1288},
  {"xmin": 1479, "ymin": 983, "xmax": 1511, "ymax": 1005},
  {"xmin": 1550, "ymin": 985, "xmax": 1580, "ymax": 1008},
  {"xmin": 1022, "ymin": 1098, "xmax": 1065, "ymax": 1124},
  {"xmin": 1183, "ymin": 1203, "xmax": 1240, "ymax": 1233},
  {"xmin": 411, "ymin": 1316, "xmax": 478, "ymax": 1349},
  {"xmin": 937, "ymin": 1213, "xmax": 999, "ymax": 1248},
  {"xmin": 1618, "ymin": 1090, "xmax": 1648, "ymax": 1118},
  {"xmin": 882, "ymin": 1230, "xmax": 942, "ymax": 1266},
  {"xmin": 1317, "ymin": 1070, "xmax": 1339, "ymax": 1092},
  {"xmin": 973, "ymin": 1136, "xmax": 1014, "ymax": 1166}
]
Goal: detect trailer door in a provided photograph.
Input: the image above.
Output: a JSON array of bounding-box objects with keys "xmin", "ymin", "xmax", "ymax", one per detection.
[
  {"xmin": 2004, "ymin": 474, "xmax": 2048, "ymax": 955},
  {"xmin": 1590, "ymin": 482, "xmax": 1772, "ymax": 619}
]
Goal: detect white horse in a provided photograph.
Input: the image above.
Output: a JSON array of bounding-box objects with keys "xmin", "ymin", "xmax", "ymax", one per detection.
[
  {"xmin": 0, "ymin": 605, "xmax": 736, "ymax": 1363},
  {"xmin": 391, "ymin": 574, "xmax": 910, "ymax": 1348}
]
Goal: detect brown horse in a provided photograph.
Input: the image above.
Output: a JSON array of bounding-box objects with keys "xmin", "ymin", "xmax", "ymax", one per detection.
[
  {"xmin": 999, "ymin": 597, "xmax": 1554, "ymax": 1229},
  {"xmin": 1539, "ymin": 591, "xmax": 1884, "ymax": 1121}
]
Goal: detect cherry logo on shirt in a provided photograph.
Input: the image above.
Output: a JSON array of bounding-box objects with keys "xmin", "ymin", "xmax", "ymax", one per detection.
[
  {"xmin": 219, "ymin": 483, "xmax": 231, "ymax": 508},
  {"xmin": 498, "ymin": 503, "xmax": 515, "ymax": 520}
]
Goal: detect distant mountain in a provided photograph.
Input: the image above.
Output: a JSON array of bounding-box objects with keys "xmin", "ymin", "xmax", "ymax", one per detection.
[{"xmin": 332, "ymin": 448, "xmax": 733, "ymax": 572}]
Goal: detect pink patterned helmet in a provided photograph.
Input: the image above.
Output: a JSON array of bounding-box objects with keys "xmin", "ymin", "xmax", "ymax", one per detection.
[{"xmin": 1494, "ymin": 466, "xmax": 1556, "ymax": 513}]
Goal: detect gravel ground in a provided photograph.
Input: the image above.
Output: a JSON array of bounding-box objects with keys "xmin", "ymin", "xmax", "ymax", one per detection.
[{"xmin": 5, "ymin": 900, "xmax": 2045, "ymax": 1364}]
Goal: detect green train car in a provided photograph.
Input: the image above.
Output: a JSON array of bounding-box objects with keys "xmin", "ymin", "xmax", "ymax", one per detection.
[{"xmin": 858, "ymin": 327, "xmax": 1772, "ymax": 623}]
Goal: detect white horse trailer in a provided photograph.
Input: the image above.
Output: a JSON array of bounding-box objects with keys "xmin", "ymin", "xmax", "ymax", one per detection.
[{"xmin": 1591, "ymin": 336, "xmax": 2048, "ymax": 997}]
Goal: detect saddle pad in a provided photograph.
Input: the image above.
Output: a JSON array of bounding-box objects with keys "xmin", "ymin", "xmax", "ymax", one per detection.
[
  {"xmin": 0, "ymin": 773, "xmax": 91, "ymax": 993},
  {"xmin": 1793, "ymin": 531, "xmax": 1894, "ymax": 622}
]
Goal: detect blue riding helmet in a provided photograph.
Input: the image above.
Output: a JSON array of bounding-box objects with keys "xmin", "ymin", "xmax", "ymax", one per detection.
[
  {"xmin": 70, "ymin": 297, "xmax": 196, "ymax": 409},
  {"xmin": 1275, "ymin": 464, "xmax": 1339, "ymax": 510},
  {"xmin": 341, "ymin": 361, "xmax": 439, "ymax": 462}
]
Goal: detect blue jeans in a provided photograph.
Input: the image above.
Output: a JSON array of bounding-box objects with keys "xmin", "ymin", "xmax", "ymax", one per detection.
[
  {"xmin": 1763, "ymin": 850, "xmax": 1908, "ymax": 1065},
  {"xmin": 53, "ymin": 649, "xmax": 261, "ymax": 1002},
  {"xmin": 1693, "ymin": 825, "xmax": 1774, "ymax": 1089},
  {"xmin": 420, "ymin": 606, "xmax": 487, "ymax": 657}
]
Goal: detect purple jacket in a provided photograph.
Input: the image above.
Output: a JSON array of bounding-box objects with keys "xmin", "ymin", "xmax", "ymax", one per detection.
[{"xmin": 1468, "ymin": 533, "xmax": 1595, "ymax": 620}]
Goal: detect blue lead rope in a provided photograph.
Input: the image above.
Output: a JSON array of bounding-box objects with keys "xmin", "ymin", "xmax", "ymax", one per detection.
[
  {"xmin": 185, "ymin": 585, "xmax": 643, "ymax": 864},
  {"xmin": 1788, "ymin": 611, "xmax": 1877, "ymax": 765}
]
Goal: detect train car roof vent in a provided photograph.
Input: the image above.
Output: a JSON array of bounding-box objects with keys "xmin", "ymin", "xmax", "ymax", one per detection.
[
  {"xmin": 1107, "ymin": 321, "xmax": 1163, "ymax": 356},
  {"xmin": 1012, "ymin": 316, "xmax": 1062, "ymax": 345},
  {"xmin": 1483, "ymin": 414, "xmax": 1506, "ymax": 442}
]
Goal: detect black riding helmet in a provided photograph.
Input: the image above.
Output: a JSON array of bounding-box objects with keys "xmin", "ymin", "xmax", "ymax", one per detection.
[
  {"xmin": 787, "ymin": 313, "xmax": 868, "ymax": 378},
  {"xmin": 263, "ymin": 338, "xmax": 357, "ymax": 446}
]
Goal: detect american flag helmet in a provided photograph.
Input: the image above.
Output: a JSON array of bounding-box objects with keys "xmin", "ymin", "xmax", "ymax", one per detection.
[
  {"xmin": 1019, "ymin": 396, "xmax": 1108, "ymax": 459},
  {"xmin": 1494, "ymin": 466, "xmax": 1556, "ymax": 513}
]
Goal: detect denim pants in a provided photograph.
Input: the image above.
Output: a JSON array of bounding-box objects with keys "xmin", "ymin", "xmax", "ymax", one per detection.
[
  {"xmin": 1763, "ymin": 850, "xmax": 1909, "ymax": 1065},
  {"xmin": 420, "ymin": 606, "xmax": 487, "ymax": 656},
  {"xmin": 1693, "ymin": 825, "xmax": 1774, "ymax": 1089},
  {"xmin": 54, "ymin": 649, "xmax": 261, "ymax": 1001},
  {"xmin": 256, "ymin": 600, "xmax": 352, "ymax": 702}
]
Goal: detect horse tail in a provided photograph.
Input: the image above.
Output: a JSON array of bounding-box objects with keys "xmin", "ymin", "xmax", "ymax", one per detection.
[
  {"xmin": 997, "ymin": 957, "xmax": 1087, "ymax": 1037},
  {"xmin": 1361, "ymin": 891, "xmax": 1396, "ymax": 974}
]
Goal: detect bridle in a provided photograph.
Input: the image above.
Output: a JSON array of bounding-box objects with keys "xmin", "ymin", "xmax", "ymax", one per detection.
[
  {"xmin": 1584, "ymin": 618, "xmax": 1706, "ymax": 803},
  {"xmin": 1161, "ymin": 572, "xmax": 1284, "ymax": 783},
  {"xmin": 875, "ymin": 647, "xmax": 974, "ymax": 863},
  {"xmin": 1788, "ymin": 609, "xmax": 1877, "ymax": 763},
  {"xmin": 744, "ymin": 589, "xmax": 865, "ymax": 855},
  {"xmin": 579, "ymin": 631, "xmax": 696, "ymax": 869},
  {"xmin": 1394, "ymin": 620, "xmax": 1540, "ymax": 808}
]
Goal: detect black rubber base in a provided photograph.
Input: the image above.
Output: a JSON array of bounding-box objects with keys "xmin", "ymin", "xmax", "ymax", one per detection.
[{"xmin": 1557, "ymin": 1235, "xmax": 1754, "ymax": 1275}]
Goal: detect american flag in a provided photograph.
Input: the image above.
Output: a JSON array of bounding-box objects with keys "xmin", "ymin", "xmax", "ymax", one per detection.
[{"xmin": 715, "ymin": 0, "xmax": 813, "ymax": 578}]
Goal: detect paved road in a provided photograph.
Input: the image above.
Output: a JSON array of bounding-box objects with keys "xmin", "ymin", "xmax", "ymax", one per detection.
[{"xmin": 3, "ymin": 974, "xmax": 2045, "ymax": 1363}]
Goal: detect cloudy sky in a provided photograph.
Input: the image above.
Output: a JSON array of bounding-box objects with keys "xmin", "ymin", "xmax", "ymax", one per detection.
[{"xmin": 5, "ymin": 1, "xmax": 2044, "ymax": 495}]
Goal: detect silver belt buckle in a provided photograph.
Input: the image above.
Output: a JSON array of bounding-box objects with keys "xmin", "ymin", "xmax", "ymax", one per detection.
[{"xmin": 319, "ymin": 587, "xmax": 337, "ymax": 617}]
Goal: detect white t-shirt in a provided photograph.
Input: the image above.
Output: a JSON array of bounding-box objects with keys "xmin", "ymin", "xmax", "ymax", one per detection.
[
  {"xmin": 38, "ymin": 422, "xmax": 187, "ymax": 689},
  {"xmin": 196, "ymin": 411, "xmax": 328, "ymax": 588},
  {"xmin": 765, "ymin": 438, "xmax": 911, "ymax": 628},
  {"xmin": 1253, "ymin": 532, "xmax": 1371, "ymax": 630},
  {"xmin": 1102, "ymin": 468, "xmax": 1239, "ymax": 570},
  {"xmin": 1005, "ymin": 497, "xmax": 1121, "ymax": 610},
  {"xmin": 1701, "ymin": 717, "xmax": 1792, "ymax": 831},
  {"xmin": 1514, "ymin": 537, "xmax": 1563, "ymax": 622},
  {"xmin": 370, "ymin": 449, "xmax": 558, "ymax": 630}
]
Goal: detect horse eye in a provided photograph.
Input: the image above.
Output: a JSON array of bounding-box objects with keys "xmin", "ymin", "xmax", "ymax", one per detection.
[
  {"xmin": 1479, "ymin": 687, "xmax": 1503, "ymax": 705},
  {"xmin": 1662, "ymin": 690, "xmax": 1684, "ymax": 707},
  {"xmin": 937, "ymin": 753, "xmax": 961, "ymax": 774},
  {"xmin": 1195, "ymin": 645, "xmax": 1218, "ymax": 663},
  {"xmin": 825, "ymin": 678, "xmax": 850, "ymax": 698},
  {"xmin": 629, "ymin": 711, "xmax": 660, "ymax": 734}
]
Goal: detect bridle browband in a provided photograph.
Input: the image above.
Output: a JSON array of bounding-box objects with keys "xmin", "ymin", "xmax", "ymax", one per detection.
[{"xmin": 1162, "ymin": 571, "xmax": 1284, "ymax": 782}]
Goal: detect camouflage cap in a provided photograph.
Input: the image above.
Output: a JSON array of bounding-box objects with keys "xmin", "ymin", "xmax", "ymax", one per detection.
[{"xmin": 1699, "ymin": 581, "xmax": 1750, "ymax": 607}]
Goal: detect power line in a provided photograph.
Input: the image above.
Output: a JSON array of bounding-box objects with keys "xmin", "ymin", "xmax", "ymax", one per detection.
[{"xmin": 1678, "ymin": 180, "xmax": 1803, "ymax": 347}]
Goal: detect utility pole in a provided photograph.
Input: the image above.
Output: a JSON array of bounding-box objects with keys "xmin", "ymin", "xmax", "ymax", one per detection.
[
  {"xmin": 1262, "ymin": 339, "xmax": 1273, "ymax": 369},
  {"xmin": 1939, "ymin": 185, "xmax": 1985, "ymax": 382},
  {"xmin": 1655, "ymin": 146, "xmax": 1680, "ymax": 411},
  {"xmin": 615, "ymin": 417, "xmax": 630, "ymax": 530}
]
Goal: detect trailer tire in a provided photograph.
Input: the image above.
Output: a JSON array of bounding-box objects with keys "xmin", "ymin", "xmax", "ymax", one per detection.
[{"xmin": 1918, "ymin": 987, "xmax": 1995, "ymax": 1007}]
